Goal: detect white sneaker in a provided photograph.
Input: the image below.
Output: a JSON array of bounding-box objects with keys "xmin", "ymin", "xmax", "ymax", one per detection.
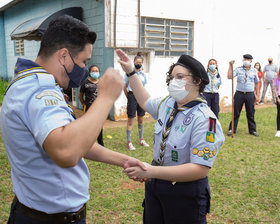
[
  {"xmin": 139, "ymin": 139, "xmax": 150, "ymax": 147},
  {"xmin": 275, "ymin": 131, "xmax": 280, "ymax": 137},
  {"xmin": 127, "ymin": 141, "xmax": 136, "ymax": 150}
]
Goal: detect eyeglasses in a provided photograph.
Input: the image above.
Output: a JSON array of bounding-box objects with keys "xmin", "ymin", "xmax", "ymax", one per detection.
[{"xmin": 173, "ymin": 73, "xmax": 192, "ymax": 80}]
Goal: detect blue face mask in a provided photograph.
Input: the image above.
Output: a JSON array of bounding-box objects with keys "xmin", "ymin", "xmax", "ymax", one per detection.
[
  {"xmin": 64, "ymin": 53, "xmax": 89, "ymax": 88},
  {"xmin": 209, "ymin": 64, "xmax": 216, "ymax": 71},
  {"xmin": 90, "ymin": 72, "xmax": 100, "ymax": 79}
]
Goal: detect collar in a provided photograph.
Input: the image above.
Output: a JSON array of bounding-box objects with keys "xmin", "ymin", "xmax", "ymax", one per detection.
[{"xmin": 14, "ymin": 58, "xmax": 47, "ymax": 76}]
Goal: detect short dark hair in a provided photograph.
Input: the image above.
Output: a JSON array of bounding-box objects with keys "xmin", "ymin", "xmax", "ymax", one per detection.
[
  {"xmin": 166, "ymin": 63, "xmax": 206, "ymax": 93},
  {"xmin": 89, "ymin": 64, "xmax": 100, "ymax": 73},
  {"xmin": 38, "ymin": 15, "xmax": 96, "ymax": 58}
]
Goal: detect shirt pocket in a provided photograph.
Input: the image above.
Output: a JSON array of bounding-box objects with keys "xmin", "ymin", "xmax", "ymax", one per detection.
[{"xmin": 237, "ymin": 74, "xmax": 245, "ymax": 83}]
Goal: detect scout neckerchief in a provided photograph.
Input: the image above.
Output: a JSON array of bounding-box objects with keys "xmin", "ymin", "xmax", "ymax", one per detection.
[
  {"xmin": 208, "ymin": 69, "xmax": 217, "ymax": 93},
  {"xmin": 158, "ymin": 96, "xmax": 206, "ymax": 166}
]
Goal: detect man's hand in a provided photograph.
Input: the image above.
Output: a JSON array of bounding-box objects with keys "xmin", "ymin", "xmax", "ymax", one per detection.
[
  {"xmin": 116, "ymin": 49, "xmax": 134, "ymax": 74},
  {"xmin": 229, "ymin": 60, "xmax": 235, "ymax": 66},
  {"xmin": 98, "ymin": 68, "xmax": 124, "ymax": 102}
]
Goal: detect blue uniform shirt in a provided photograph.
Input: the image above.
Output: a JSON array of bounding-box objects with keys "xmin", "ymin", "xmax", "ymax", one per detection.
[
  {"xmin": 0, "ymin": 58, "xmax": 90, "ymax": 213},
  {"xmin": 234, "ymin": 66, "xmax": 259, "ymax": 92},
  {"xmin": 124, "ymin": 70, "xmax": 147, "ymax": 91},
  {"xmin": 146, "ymin": 96, "xmax": 225, "ymax": 167},
  {"xmin": 204, "ymin": 71, "xmax": 222, "ymax": 93}
]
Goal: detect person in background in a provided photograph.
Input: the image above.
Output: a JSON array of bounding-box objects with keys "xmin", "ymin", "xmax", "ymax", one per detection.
[
  {"xmin": 117, "ymin": 49, "xmax": 225, "ymax": 224},
  {"xmin": 259, "ymin": 58, "xmax": 278, "ymax": 104},
  {"xmin": 254, "ymin": 62, "xmax": 263, "ymax": 105},
  {"xmin": 123, "ymin": 52, "xmax": 149, "ymax": 150},
  {"xmin": 1, "ymin": 15, "xmax": 146, "ymax": 224},
  {"xmin": 79, "ymin": 64, "xmax": 104, "ymax": 146},
  {"xmin": 203, "ymin": 58, "xmax": 222, "ymax": 118},
  {"xmin": 227, "ymin": 54, "xmax": 259, "ymax": 137},
  {"xmin": 273, "ymin": 70, "xmax": 280, "ymax": 137}
]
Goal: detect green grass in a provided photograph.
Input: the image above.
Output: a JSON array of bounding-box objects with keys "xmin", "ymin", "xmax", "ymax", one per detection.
[
  {"xmin": 0, "ymin": 106, "xmax": 279, "ymax": 223},
  {"xmin": 0, "ymin": 79, "xmax": 9, "ymax": 105}
]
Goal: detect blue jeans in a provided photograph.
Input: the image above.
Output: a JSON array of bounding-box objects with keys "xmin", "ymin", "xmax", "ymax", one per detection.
[{"xmin": 7, "ymin": 198, "xmax": 86, "ymax": 224}]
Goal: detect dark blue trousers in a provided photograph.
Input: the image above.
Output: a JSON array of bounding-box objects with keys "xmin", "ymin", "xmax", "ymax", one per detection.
[
  {"xmin": 203, "ymin": 92, "xmax": 220, "ymax": 119},
  {"xmin": 228, "ymin": 91, "xmax": 256, "ymax": 133},
  {"xmin": 143, "ymin": 177, "xmax": 210, "ymax": 224}
]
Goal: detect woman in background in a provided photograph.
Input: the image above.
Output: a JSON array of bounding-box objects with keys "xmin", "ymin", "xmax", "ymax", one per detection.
[
  {"xmin": 254, "ymin": 62, "xmax": 263, "ymax": 105},
  {"xmin": 203, "ymin": 59, "xmax": 222, "ymax": 118},
  {"xmin": 79, "ymin": 64, "xmax": 104, "ymax": 146}
]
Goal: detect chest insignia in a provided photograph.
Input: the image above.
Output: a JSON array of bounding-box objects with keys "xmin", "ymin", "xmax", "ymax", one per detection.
[{"xmin": 183, "ymin": 113, "xmax": 194, "ymax": 126}]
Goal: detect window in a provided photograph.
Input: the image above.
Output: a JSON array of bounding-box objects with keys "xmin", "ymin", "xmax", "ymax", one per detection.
[
  {"xmin": 140, "ymin": 17, "xmax": 193, "ymax": 56},
  {"xmin": 14, "ymin": 39, "xmax": 24, "ymax": 56}
]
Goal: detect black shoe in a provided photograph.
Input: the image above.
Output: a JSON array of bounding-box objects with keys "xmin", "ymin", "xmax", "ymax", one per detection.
[{"xmin": 250, "ymin": 132, "xmax": 259, "ymax": 137}]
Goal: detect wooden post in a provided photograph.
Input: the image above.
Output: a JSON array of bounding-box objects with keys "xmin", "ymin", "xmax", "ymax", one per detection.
[{"xmin": 231, "ymin": 75, "xmax": 234, "ymax": 138}]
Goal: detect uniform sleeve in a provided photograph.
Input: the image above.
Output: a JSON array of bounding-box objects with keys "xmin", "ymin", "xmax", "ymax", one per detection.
[
  {"xmin": 146, "ymin": 97, "xmax": 166, "ymax": 120},
  {"xmin": 263, "ymin": 65, "xmax": 267, "ymax": 73},
  {"xmin": 27, "ymin": 87, "xmax": 73, "ymax": 148},
  {"xmin": 233, "ymin": 68, "xmax": 238, "ymax": 78},
  {"xmin": 189, "ymin": 108, "xmax": 225, "ymax": 168},
  {"xmin": 275, "ymin": 65, "xmax": 279, "ymax": 72},
  {"xmin": 124, "ymin": 75, "xmax": 128, "ymax": 85}
]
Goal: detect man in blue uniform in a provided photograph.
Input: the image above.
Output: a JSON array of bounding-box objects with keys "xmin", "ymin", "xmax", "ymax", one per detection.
[
  {"xmin": 0, "ymin": 15, "xmax": 145, "ymax": 224},
  {"xmin": 227, "ymin": 54, "xmax": 260, "ymax": 136}
]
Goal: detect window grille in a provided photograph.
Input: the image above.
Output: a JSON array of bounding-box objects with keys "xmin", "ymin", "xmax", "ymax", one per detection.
[
  {"xmin": 141, "ymin": 17, "xmax": 193, "ymax": 56},
  {"xmin": 14, "ymin": 39, "xmax": 24, "ymax": 56}
]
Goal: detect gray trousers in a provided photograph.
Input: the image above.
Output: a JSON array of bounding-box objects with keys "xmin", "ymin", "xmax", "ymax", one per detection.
[{"xmin": 260, "ymin": 79, "xmax": 276, "ymax": 103}]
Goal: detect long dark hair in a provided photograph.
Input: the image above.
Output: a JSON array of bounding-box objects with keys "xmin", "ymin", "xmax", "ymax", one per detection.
[{"xmin": 254, "ymin": 62, "xmax": 262, "ymax": 72}]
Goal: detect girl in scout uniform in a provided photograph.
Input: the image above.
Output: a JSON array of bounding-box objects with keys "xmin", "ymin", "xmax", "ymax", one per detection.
[
  {"xmin": 117, "ymin": 49, "xmax": 225, "ymax": 224},
  {"xmin": 203, "ymin": 59, "xmax": 222, "ymax": 118}
]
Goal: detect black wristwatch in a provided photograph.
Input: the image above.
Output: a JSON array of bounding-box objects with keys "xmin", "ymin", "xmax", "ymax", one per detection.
[{"xmin": 126, "ymin": 70, "xmax": 136, "ymax": 77}]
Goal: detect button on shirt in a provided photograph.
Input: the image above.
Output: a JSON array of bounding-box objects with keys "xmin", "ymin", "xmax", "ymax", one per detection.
[
  {"xmin": 0, "ymin": 58, "xmax": 90, "ymax": 213},
  {"xmin": 124, "ymin": 70, "xmax": 147, "ymax": 91},
  {"xmin": 234, "ymin": 66, "xmax": 259, "ymax": 92},
  {"xmin": 146, "ymin": 96, "xmax": 225, "ymax": 167},
  {"xmin": 204, "ymin": 71, "xmax": 222, "ymax": 93},
  {"xmin": 263, "ymin": 64, "xmax": 278, "ymax": 81}
]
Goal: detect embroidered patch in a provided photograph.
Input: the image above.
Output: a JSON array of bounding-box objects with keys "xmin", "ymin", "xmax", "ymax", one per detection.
[
  {"xmin": 208, "ymin": 117, "xmax": 216, "ymax": 133},
  {"xmin": 181, "ymin": 125, "xmax": 186, "ymax": 133},
  {"xmin": 36, "ymin": 91, "xmax": 63, "ymax": 101},
  {"xmin": 166, "ymin": 107, "xmax": 171, "ymax": 114},
  {"xmin": 171, "ymin": 150, "xmax": 178, "ymax": 162},
  {"xmin": 183, "ymin": 113, "xmax": 194, "ymax": 126},
  {"xmin": 206, "ymin": 131, "xmax": 215, "ymax": 143},
  {"xmin": 192, "ymin": 147, "xmax": 216, "ymax": 160},
  {"xmin": 44, "ymin": 99, "xmax": 58, "ymax": 106}
]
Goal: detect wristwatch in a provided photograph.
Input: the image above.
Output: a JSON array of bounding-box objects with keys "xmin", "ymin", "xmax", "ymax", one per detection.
[{"xmin": 126, "ymin": 70, "xmax": 136, "ymax": 77}]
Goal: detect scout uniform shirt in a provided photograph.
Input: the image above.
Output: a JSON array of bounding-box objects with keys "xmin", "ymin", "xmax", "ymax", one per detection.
[
  {"xmin": 0, "ymin": 58, "xmax": 90, "ymax": 213},
  {"xmin": 234, "ymin": 66, "xmax": 259, "ymax": 92},
  {"xmin": 146, "ymin": 96, "xmax": 225, "ymax": 167},
  {"xmin": 204, "ymin": 71, "xmax": 222, "ymax": 93}
]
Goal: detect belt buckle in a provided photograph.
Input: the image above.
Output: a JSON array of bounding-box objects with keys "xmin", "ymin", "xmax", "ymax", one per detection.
[{"xmin": 70, "ymin": 213, "xmax": 77, "ymax": 223}]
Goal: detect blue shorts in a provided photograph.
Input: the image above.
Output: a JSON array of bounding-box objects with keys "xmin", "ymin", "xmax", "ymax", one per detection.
[
  {"xmin": 127, "ymin": 91, "xmax": 145, "ymax": 118},
  {"xmin": 143, "ymin": 177, "xmax": 211, "ymax": 224}
]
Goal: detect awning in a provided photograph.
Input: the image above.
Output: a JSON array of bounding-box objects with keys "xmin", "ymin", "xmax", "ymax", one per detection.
[{"xmin": 10, "ymin": 7, "xmax": 83, "ymax": 41}]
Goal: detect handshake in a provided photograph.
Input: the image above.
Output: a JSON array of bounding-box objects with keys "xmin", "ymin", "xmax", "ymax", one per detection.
[{"xmin": 123, "ymin": 161, "xmax": 152, "ymax": 182}]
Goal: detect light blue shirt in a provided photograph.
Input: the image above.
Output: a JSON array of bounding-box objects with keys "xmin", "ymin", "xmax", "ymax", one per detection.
[
  {"xmin": 124, "ymin": 70, "xmax": 147, "ymax": 91},
  {"xmin": 0, "ymin": 58, "xmax": 90, "ymax": 213},
  {"xmin": 234, "ymin": 66, "xmax": 259, "ymax": 92},
  {"xmin": 204, "ymin": 70, "xmax": 222, "ymax": 93},
  {"xmin": 263, "ymin": 64, "xmax": 278, "ymax": 81},
  {"xmin": 146, "ymin": 96, "xmax": 225, "ymax": 167}
]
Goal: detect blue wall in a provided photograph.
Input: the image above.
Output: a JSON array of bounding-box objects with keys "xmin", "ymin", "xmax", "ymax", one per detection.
[
  {"xmin": 0, "ymin": 12, "xmax": 7, "ymax": 80},
  {"xmin": 2, "ymin": 0, "xmax": 115, "ymax": 119}
]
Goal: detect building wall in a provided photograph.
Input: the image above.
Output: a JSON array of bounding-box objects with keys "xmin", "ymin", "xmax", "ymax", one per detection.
[{"xmin": 0, "ymin": 12, "xmax": 7, "ymax": 80}]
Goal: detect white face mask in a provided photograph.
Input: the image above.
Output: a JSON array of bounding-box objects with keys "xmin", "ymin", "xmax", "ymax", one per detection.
[
  {"xmin": 243, "ymin": 60, "xmax": 251, "ymax": 67},
  {"xmin": 168, "ymin": 79, "xmax": 191, "ymax": 102}
]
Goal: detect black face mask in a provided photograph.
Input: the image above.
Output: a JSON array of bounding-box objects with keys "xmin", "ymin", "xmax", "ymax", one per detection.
[
  {"xmin": 135, "ymin": 64, "xmax": 142, "ymax": 70},
  {"xmin": 269, "ymin": 60, "xmax": 273, "ymax": 64},
  {"xmin": 63, "ymin": 53, "xmax": 89, "ymax": 88}
]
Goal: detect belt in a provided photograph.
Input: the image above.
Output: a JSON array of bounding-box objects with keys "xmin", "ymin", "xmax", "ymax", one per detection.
[
  {"xmin": 204, "ymin": 92, "xmax": 218, "ymax": 94},
  {"xmin": 237, "ymin": 91, "xmax": 253, "ymax": 94},
  {"xmin": 13, "ymin": 196, "xmax": 86, "ymax": 224}
]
